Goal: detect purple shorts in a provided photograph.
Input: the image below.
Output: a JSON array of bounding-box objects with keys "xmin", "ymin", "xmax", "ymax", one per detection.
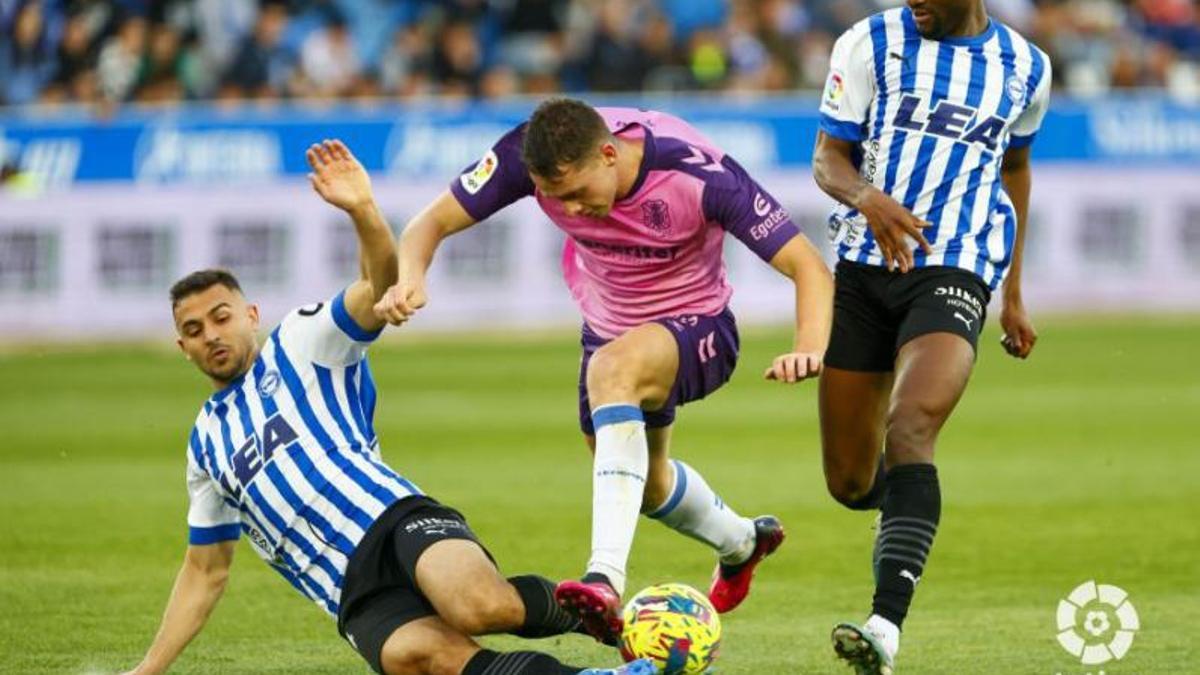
[{"xmin": 578, "ymin": 307, "xmax": 740, "ymax": 436}]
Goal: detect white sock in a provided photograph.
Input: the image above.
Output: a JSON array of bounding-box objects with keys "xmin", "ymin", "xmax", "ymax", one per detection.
[
  {"xmin": 586, "ymin": 404, "xmax": 648, "ymax": 596},
  {"xmin": 865, "ymin": 614, "xmax": 901, "ymax": 659},
  {"xmin": 646, "ymin": 460, "xmax": 756, "ymax": 565}
]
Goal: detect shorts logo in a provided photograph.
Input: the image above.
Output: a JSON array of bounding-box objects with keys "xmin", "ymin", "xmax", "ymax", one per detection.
[
  {"xmin": 258, "ymin": 370, "xmax": 281, "ymax": 398},
  {"xmin": 935, "ymin": 285, "xmax": 983, "ymax": 320},
  {"xmin": 1005, "ymin": 76, "xmax": 1026, "ymax": 106},
  {"xmin": 460, "ymin": 150, "xmax": 498, "ymax": 195},
  {"xmin": 641, "ymin": 199, "xmax": 672, "ymax": 235},
  {"xmin": 953, "ymin": 312, "xmax": 974, "ymax": 332},
  {"xmin": 753, "ymin": 192, "xmax": 771, "ymax": 217},
  {"xmin": 405, "ymin": 516, "xmax": 466, "ymax": 537}
]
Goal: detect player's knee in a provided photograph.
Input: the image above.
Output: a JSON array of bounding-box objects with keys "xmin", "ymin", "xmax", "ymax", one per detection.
[
  {"xmin": 379, "ymin": 642, "xmax": 429, "ymax": 675},
  {"xmin": 825, "ymin": 471, "xmax": 875, "ymax": 508},
  {"xmin": 426, "ymin": 649, "xmax": 474, "ymax": 675},
  {"xmin": 381, "ymin": 644, "xmax": 471, "ymax": 675},
  {"xmin": 885, "ymin": 400, "xmax": 941, "ymax": 458},
  {"xmin": 586, "ymin": 346, "xmax": 640, "ymax": 401},
  {"xmin": 442, "ymin": 586, "xmax": 522, "ymax": 635}
]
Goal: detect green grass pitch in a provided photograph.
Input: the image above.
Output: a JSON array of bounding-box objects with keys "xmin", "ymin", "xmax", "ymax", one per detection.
[{"xmin": 1, "ymin": 316, "xmax": 1197, "ymax": 673}]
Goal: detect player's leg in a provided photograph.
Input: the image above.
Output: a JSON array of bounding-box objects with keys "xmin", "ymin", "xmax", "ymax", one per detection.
[
  {"xmin": 819, "ymin": 262, "xmax": 898, "ymax": 512},
  {"xmin": 834, "ymin": 333, "xmax": 975, "ymax": 674},
  {"xmin": 569, "ymin": 310, "xmax": 775, "ymax": 614},
  {"xmin": 414, "ymin": 538, "xmax": 582, "ymax": 639},
  {"xmin": 382, "ymin": 501, "xmax": 581, "ymax": 640},
  {"xmin": 555, "ymin": 321, "xmax": 677, "ymax": 643},
  {"xmin": 578, "ymin": 321, "xmax": 677, "ymax": 596},
  {"xmin": 636, "ymin": 425, "xmax": 782, "ymax": 614},
  {"xmin": 582, "ymin": 425, "xmax": 760, "ymax": 580},
  {"xmin": 374, "ymin": 616, "xmax": 654, "ymax": 675},
  {"xmin": 820, "ymin": 367, "xmax": 892, "ymax": 509},
  {"xmin": 834, "ymin": 269, "xmax": 989, "ymax": 674},
  {"xmin": 871, "ymin": 331, "xmax": 974, "ymax": 627}
]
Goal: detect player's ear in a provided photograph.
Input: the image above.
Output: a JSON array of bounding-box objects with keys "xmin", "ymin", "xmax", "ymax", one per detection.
[
  {"xmin": 175, "ymin": 337, "xmax": 190, "ymax": 360},
  {"xmin": 599, "ymin": 140, "xmax": 618, "ymax": 166},
  {"xmin": 247, "ymin": 303, "xmax": 260, "ymax": 329}
]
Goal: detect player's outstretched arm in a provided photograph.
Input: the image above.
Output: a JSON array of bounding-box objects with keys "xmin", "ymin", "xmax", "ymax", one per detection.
[
  {"xmin": 306, "ymin": 139, "xmax": 397, "ymax": 333},
  {"xmin": 813, "ymin": 131, "xmax": 932, "ymax": 273},
  {"xmin": 763, "ymin": 235, "xmax": 834, "ymax": 383},
  {"xmin": 373, "ymin": 191, "xmax": 477, "ymax": 326},
  {"xmin": 123, "ymin": 542, "xmax": 235, "ymax": 675},
  {"xmin": 998, "ymin": 145, "xmax": 1038, "ymax": 359}
]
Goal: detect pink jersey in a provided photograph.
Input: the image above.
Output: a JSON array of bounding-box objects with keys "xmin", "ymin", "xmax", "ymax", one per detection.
[{"xmin": 449, "ymin": 107, "xmax": 800, "ymax": 339}]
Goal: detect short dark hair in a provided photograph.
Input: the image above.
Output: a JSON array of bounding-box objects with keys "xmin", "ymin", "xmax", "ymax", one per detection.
[
  {"xmin": 521, "ymin": 98, "xmax": 611, "ymax": 179},
  {"xmin": 169, "ymin": 269, "xmax": 242, "ymax": 308}
]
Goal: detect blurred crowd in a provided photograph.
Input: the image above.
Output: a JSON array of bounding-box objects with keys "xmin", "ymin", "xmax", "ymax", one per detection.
[{"xmin": 1, "ymin": 0, "xmax": 1197, "ymax": 108}]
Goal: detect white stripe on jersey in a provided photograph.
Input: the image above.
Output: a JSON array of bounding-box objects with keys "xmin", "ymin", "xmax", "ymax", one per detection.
[
  {"xmin": 819, "ymin": 8, "xmax": 1051, "ymax": 289},
  {"xmin": 185, "ymin": 293, "xmax": 421, "ymax": 618}
]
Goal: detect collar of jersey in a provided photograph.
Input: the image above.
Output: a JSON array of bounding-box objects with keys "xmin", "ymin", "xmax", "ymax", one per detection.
[
  {"xmin": 208, "ymin": 354, "xmax": 259, "ymax": 403},
  {"xmin": 905, "ymin": 8, "xmax": 997, "ymax": 47},
  {"xmin": 616, "ymin": 123, "xmax": 657, "ymax": 203}
]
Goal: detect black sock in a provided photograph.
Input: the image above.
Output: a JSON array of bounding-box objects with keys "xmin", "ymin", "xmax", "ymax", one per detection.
[
  {"xmin": 845, "ymin": 456, "xmax": 888, "ymax": 511},
  {"xmin": 508, "ymin": 575, "xmax": 583, "ymax": 638},
  {"xmin": 871, "ymin": 463, "xmax": 940, "ymax": 629},
  {"xmin": 461, "ymin": 649, "xmax": 583, "ymax": 675}
]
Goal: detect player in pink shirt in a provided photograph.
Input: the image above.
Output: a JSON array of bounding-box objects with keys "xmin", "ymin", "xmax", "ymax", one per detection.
[{"xmin": 374, "ymin": 99, "xmax": 833, "ymax": 645}]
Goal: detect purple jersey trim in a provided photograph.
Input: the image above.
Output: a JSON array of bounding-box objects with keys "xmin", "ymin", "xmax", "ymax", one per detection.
[
  {"xmin": 648, "ymin": 135, "xmax": 800, "ymax": 262},
  {"xmin": 449, "ymin": 123, "xmax": 536, "ymax": 222},
  {"xmin": 703, "ymin": 155, "xmax": 801, "ymax": 262}
]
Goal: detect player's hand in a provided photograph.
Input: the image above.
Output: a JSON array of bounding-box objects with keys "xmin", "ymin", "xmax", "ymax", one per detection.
[
  {"xmin": 306, "ymin": 139, "xmax": 374, "ymax": 215},
  {"xmin": 373, "ymin": 276, "xmax": 427, "ymax": 326},
  {"xmin": 999, "ymin": 299, "xmax": 1037, "ymax": 359},
  {"xmin": 857, "ymin": 189, "xmax": 932, "ymax": 273},
  {"xmin": 763, "ymin": 352, "xmax": 823, "ymax": 383}
]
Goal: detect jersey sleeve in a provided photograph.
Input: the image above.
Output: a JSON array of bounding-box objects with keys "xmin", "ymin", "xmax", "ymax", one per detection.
[
  {"xmin": 448, "ymin": 124, "xmax": 536, "ymax": 222},
  {"xmin": 1009, "ymin": 54, "xmax": 1052, "ymax": 148},
  {"xmin": 276, "ymin": 289, "xmax": 380, "ymax": 368},
  {"xmin": 818, "ymin": 22, "xmax": 876, "ymax": 142},
  {"xmin": 702, "ymin": 155, "xmax": 802, "ymax": 263},
  {"xmin": 186, "ymin": 427, "xmax": 241, "ymax": 546}
]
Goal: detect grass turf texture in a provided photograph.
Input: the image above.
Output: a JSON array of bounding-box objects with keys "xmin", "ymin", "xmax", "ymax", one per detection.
[{"xmin": 1, "ymin": 315, "xmax": 1197, "ymax": 674}]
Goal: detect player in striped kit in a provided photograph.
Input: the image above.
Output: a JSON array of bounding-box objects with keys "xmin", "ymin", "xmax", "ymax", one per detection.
[
  {"xmin": 813, "ymin": 1, "xmax": 1049, "ymax": 672},
  {"xmin": 123, "ymin": 141, "xmax": 653, "ymax": 675}
]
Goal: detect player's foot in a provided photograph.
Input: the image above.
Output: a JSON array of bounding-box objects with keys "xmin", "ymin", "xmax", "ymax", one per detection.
[
  {"xmin": 832, "ymin": 615, "xmax": 899, "ymax": 675},
  {"xmin": 708, "ymin": 515, "xmax": 785, "ymax": 613},
  {"xmin": 579, "ymin": 657, "xmax": 659, "ymax": 675},
  {"xmin": 555, "ymin": 578, "xmax": 624, "ymax": 646}
]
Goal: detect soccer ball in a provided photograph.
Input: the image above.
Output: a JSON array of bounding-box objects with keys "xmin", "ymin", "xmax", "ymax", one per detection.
[{"xmin": 620, "ymin": 583, "xmax": 722, "ymax": 674}]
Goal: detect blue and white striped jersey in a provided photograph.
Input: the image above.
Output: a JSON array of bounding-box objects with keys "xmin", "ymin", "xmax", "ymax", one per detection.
[
  {"xmin": 819, "ymin": 7, "xmax": 1051, "ymax": 289},
  {"xmin": 185, "ymin": 291, "xmax": 421, "ymax": 619}
]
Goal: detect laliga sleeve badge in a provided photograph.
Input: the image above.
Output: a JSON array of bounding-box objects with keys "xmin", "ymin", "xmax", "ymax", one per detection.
[
  {"xmin": 460, "ymin": 150, "xmax": 499, "ymax": 195},
  {"xmin": 823, "ymin": 71, "xmax": 845, "ymax": 111}
]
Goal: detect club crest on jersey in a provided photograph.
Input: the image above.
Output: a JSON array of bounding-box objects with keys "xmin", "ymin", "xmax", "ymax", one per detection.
[
  {"xmin": 460, "ymin": 150, "xmax": 498, "ymax": 195},
  {"xmin": 893, "ymin": 94, "xmax": 1006, "ymax": 151},
  {"xmin": 641, "ymin": 199, "xmax": 672, "ymax": 235},
  {"xmin": 258, "ymin": 370, "xmax": 281, "ymax": 398},
  {"xmin": 1005, "ymin": 76, "xmax": 1026, "ymax": 106}
]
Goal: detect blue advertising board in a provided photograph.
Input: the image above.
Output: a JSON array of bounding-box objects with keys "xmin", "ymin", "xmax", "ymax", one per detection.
[{"xmin": 1, "ymin": 95, "xmax": 1197, "ymax": 186}]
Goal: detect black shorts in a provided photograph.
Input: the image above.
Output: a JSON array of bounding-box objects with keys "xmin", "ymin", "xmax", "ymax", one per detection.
[
  {"xmin": 825, "ymin": 261, "xmax": 992, "ymax": 372},
  {"xmin": 337, "ymin": 496, "xmax": 491, "ymax": 674}
]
